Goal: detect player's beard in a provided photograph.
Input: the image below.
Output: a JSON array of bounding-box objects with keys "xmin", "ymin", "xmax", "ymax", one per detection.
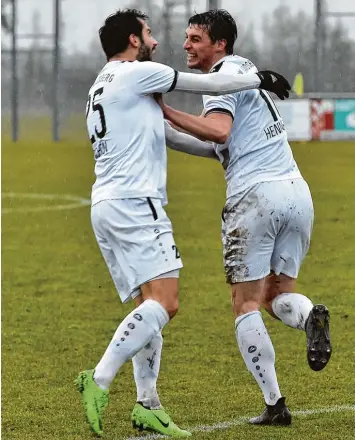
[{"xmin": 137, "ymin": 43, "xmax": 153, "ymax": 62}]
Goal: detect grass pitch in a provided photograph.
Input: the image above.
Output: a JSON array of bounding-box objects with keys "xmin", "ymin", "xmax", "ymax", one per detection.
[{"xmin": 2, "ymin": 133, "xmax": 355, "ymax": 439}]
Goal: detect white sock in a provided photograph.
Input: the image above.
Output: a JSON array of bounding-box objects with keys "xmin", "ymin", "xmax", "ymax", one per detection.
[
  {"xmin": 235, "ymin": 311, "xmax": 282, "ymax": 405},
  {"xmin": 272, "ymin": 293, "xmax": 313, "ymax": 330},
  {"xmin": 94, "ymin": 299, "xmax": 169, "ymax": 390},
  {"xmin": 132, "ymin": 332, "xmax": 163, "ymax": 409}
]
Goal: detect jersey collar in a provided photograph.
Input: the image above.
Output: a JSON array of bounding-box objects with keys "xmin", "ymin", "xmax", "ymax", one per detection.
[{"xmin": 209, "ymin": 55, "xmax": 235, "ymax": 73}]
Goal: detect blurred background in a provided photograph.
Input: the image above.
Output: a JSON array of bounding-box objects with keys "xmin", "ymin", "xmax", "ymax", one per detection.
[{"xmin": 2, "ymin": 0, "xmax": 355, "ymax": 141}]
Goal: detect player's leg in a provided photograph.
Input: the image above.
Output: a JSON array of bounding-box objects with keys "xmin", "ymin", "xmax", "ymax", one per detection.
[
  {"xmin": 94, "ymin": 199, "xmax": 182, "ymax": 389},
  {"xmin": 263, "ymin": 272, "xmax": 313, "ymax": 329},
  {"xmin": 263, "ymin": 273, "xmax": 331, "ymax": 371},
  {"xmin": 222, "ymin": 186, "xmax": 291, "ymax": 426},
  {"xmin": 232, "ymin": 279, "xmax": 282, "ymax": 407},
  {"xmin": 263, "ymin": 178, "xmax": 331, "ymax": 371},
  {"xmin": 93, "ymin": 280, "xmax": 173, "ymax": 391},
  {"xmin": 131, "ymin": 266, "xmax": 182, "ymax": 411},
  {"xmin": 76, "ymin": 255, "xmax": 172, "ymax": 436},
  {"xmin": 131, "ymin": 276, "xmax": 191, "ymax": 437},
  {"xmin": 76, "ymin": 199, "xmax": 188, "ymax": 436},
  {"xmin": 232, "ymin": 280, "xmax": 290, "ymax": 425},
  {"xmin": 132, "ymin": 293, "xmax": 163, "ymax": 410},
  {"xmin": 88, "ymin": 200, "xmax": 175, "ymax": 391}
]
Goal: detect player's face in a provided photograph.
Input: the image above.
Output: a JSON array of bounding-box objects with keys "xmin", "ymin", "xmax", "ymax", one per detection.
[
  {"xmin": 137, "ymin": 21, "xmax": 158, "ymax": 62},
  {"xmin": 184, "ymin": 25, "xmax": 223, "ymax": 71}
]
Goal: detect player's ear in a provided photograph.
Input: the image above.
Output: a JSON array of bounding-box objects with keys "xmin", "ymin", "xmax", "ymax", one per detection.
[
  {"xmin": 216, "ymin": 39, "xmax": 227, "ymax": 52},
  {"xmin": 129, "ymin": 33, "xmax": 140, "ymax": 48}
]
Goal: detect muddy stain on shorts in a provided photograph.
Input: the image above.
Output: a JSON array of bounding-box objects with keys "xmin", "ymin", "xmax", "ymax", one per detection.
[
  {"xmin": 223, "ymin": 226, "xmax": 250, "ymax": 283},
  {"xmin": 222, "ymin": 190, "xmax": 261, "ymax": 284}
]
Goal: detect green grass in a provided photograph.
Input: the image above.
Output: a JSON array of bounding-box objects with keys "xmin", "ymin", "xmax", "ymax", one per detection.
[{"xmin": 2, "ymin": 135, "xmax": 355, "ymax": 440}]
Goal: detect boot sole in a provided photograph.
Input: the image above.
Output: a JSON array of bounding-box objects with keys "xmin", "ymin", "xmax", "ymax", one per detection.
[{"xmin": 307, "ymin": 304, "xmax": 332, "ymax": 371}]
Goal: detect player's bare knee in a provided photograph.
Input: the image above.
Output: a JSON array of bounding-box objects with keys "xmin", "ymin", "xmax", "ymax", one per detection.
[
  {"xmin": 141, "ymin": 278, "xmax": 179, "ymax": 319},
  {"xmin": 163, "ymin": 298, "xmax": 179, "ymax": 319}
]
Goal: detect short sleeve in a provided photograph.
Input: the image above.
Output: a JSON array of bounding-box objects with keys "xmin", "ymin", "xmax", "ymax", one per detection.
[
  {"xmin": 132, "ymin": 61, "xmax": 179, "ymax": 95},
  {"xmin": 203, "ymin": 94, "xmax": 236, "ymax": 120},
  {"xmin": 202, "ymin": 57, "xmax": 258, "ymax": 119}
]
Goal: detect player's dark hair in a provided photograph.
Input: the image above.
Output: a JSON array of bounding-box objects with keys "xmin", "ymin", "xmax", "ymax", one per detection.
[
  {"xmin": 188, "ymin": 9, "xmax": 237, "ymax": 55},
  {"xmin": 99, "ymin": 9, "xmax": 148, "ymax": 59}
]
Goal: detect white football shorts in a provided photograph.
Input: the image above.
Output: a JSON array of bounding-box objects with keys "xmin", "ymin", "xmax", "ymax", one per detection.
[
  {"xmin": 221, "ymin": 178, "xmax": 314, "ymax": 283},
  {"xmin": 91, "ymin": 198, "xmax": 183, "ymax": 303}
]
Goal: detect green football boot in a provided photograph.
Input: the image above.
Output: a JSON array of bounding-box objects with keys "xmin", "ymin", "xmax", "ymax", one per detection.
[
  {"xmin": 75, "ymin": 369, "xmax": 109, "ymax": 436},
  {"xmin": 131, "ymin": 402, "xmax": 192, "ymax": 437}
]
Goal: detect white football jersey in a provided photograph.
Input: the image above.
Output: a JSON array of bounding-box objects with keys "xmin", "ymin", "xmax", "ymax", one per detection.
[
  {"xmin": 86, "ymin": 60, "xmax": 178, "ymax": 206},
  {"xmin": 203, "ymin": 55, "xmax": 302, "ymax": 199}
]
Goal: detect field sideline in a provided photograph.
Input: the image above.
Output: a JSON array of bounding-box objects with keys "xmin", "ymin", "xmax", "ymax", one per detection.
[{"xmin": 2, "ymin": 137, "xmax": 355, "ymax": 440}]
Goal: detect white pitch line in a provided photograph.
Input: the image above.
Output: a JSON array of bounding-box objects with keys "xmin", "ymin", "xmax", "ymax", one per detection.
[
  {"xmin": 124, "ymin": 404, "xmax": 355, "ymax": 440},
  {"xmin": 2, "ymin": 192, "xmax": 91, "ymax": 214}
]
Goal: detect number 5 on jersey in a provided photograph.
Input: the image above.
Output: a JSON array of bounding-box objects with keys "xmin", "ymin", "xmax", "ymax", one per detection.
[{"xmin": 86, "ymin": 87, "xmax": 107, "ymax": 144}]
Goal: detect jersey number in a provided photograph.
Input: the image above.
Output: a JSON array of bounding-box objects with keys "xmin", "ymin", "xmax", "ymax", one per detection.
[
  {"xmin": 86, "ymin": 87, "xmax": 107, "ymax": 144},
  {"xmin": 259, "ymin": 90, "xmax": 281, "ymax": 122},
  {"xmin": 219, "ymin": 92, "xmax": 280, "ymax": 171},
  {"xmin": 172, "ymin": 245, "xmax": 181, "ymax": 259}
]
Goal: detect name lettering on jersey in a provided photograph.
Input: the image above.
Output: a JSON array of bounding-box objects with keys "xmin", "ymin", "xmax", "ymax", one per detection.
[
  {"xmin": 94, "ymin": 140, "xmax": 108, "ymax": 160},
  {"xmin": 94, "ymin": 73, "xmax": 115, "ymax": 85},
  {"xmin": 264, "ymin": 120, "xmax": 286, "ymax": 140},
  {"xmin": 238, "ymin": 59, "xmax": 255, "ymax": 74}
]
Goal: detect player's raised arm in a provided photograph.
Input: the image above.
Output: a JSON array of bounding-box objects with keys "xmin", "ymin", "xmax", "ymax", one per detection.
[
  {"xmin": 164, "ymin": 120, "xmax": 217, "ymax": 159},
  {"xmin": 175, "ymin": 70, "xmax": 291, "ymax": 100},
  {"xmin": 135, "ymin": 62, "xmax": 290, "ymax": 100}
]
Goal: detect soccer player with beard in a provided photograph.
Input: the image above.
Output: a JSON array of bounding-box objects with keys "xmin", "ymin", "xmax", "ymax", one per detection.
[{"xmin": 75, "ymin": 8, "xmax": 291, "ymax": 437}]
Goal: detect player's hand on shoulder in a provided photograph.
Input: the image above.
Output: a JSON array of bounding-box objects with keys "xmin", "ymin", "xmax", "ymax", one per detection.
[{"xmin": 256, "ymin": 70, "xmax": 291, "ymax": 100}]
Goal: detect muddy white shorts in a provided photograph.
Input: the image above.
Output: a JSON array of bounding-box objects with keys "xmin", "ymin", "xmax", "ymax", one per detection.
[
  {"xmin": 221, "ymin": 178, "xmax": 314, "ymax": 283},
  {"xmin": 91, "ymin": 198, "xmax": 183, "ymax": 303}
]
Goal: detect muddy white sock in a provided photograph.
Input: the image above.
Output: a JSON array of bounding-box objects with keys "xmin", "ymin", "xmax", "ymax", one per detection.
[
  {"xmin": 132, "ymin": 332, "xmax": 163, "ymax": 409},
  {"xmin": 272, "ymin": 293, "xmax": 313, "ymax": 330},
  {"xmin": 94, "ymin": 300, "xmax": 169, "ymax": 390},
  {"xmin": 235, "ymin": 311, "xmax": 282, "ymax": 405}
]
